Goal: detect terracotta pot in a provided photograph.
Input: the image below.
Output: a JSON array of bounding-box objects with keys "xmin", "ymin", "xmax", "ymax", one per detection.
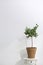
[{"xmin": 26, "ymin": 47, "xmax": 37, "ymax": 58}]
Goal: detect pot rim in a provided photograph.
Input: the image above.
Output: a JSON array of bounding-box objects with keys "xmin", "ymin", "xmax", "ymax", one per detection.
[{"xmin": 26, "ymin": 47, "xmax": 37, "ymax": 49}]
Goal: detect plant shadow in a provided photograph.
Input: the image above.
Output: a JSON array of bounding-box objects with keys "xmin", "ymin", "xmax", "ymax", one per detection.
[{"xmin": 15, "ymin": 49, "xmax": 27, "ymax": 65}]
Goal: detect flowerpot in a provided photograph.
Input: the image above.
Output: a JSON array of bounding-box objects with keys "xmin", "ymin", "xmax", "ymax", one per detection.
[{"xmin": 26, "ymin": 47, "xmax": 37, "ymax": 58}]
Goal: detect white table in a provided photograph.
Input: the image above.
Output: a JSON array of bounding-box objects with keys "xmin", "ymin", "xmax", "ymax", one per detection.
[{"xmin": 24, "ymin": 58, "xmax": 37, "ymax": 65}]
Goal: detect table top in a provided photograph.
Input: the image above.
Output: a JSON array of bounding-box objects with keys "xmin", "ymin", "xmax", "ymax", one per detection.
[{"xmin": 24, "ymin": 58, "xmax": 37, "ymax": 61}]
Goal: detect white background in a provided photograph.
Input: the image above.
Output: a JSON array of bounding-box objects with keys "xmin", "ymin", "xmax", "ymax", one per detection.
[{"xmin": 0, "ymin": 0, "xmax": 43, "ymax": 65}]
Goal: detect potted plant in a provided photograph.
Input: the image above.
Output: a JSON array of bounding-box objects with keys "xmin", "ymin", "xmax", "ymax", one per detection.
[{"xmin": 24, "ymin": 24, "xmax": 39, "ymax": 58}]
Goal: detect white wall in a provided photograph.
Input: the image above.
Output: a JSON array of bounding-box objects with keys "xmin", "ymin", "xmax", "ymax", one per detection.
[{"xmin": 0, "ymin": 0, "xmax": 43, "ymax": 65}]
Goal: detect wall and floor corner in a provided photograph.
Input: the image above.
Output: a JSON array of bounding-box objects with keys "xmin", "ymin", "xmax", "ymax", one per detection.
[{"xmin": 0, "ymin": 0, "xmax": 43, "ymax": 65}]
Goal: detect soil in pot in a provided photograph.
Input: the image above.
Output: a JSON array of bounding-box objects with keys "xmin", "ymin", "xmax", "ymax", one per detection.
[{"xmin": 26, "ymin": 47, "xmax": 37, "ymax": 58}]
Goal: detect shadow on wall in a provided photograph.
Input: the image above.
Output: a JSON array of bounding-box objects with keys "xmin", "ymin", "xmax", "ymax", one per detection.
[{"xmin": 15, "ymin": 49, "xmax": 27, "ymax": 65}]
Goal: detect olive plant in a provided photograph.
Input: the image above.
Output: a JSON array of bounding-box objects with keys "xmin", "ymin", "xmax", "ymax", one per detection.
[{"xmin": 24, "ymin": 24, "xmax": 39, "ymax": 47}]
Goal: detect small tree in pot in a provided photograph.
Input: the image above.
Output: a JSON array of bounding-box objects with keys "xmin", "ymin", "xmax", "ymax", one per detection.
[{"xmin": 24, "ymin": 24, "xmax": 39, "ymax": 58}]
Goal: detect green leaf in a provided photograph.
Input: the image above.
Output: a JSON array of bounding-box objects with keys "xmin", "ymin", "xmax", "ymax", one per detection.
[{"xmin": 24, "ymin": 24, "xmax": 39, "ymax": 38}]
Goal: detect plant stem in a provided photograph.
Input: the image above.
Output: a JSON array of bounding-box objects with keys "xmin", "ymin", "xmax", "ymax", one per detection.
[{"xmin": 31, "ymin": 37, "xmax": 33, "ymax": 47}]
